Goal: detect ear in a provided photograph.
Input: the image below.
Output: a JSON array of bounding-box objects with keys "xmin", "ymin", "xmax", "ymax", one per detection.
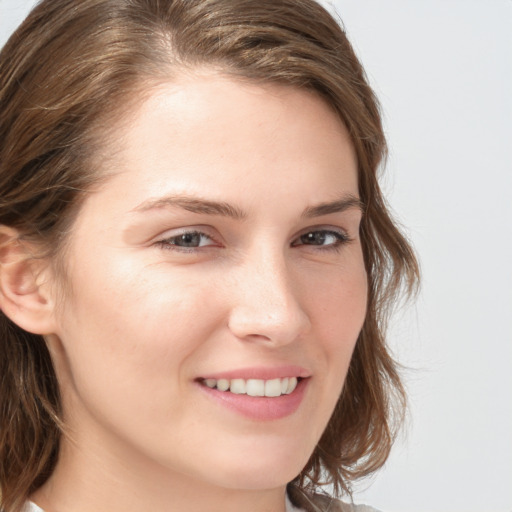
[{"xmin": 0, "ymin": 226, "xmax": 58, "ymax": 335}]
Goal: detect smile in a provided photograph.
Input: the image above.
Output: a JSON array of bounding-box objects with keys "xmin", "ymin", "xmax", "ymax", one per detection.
[
  {"xmin": 198, "ymin": 376, "xmax": 308, "ymax": 421},
  {"xmin": 202, "ymin": 377, "xmax": 299, "ymax": 397}
]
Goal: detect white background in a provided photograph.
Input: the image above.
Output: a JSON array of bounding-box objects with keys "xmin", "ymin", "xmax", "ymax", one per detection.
[{"xmin": 1, "ymin": 1, "xmax": 511, "ymax": 511}]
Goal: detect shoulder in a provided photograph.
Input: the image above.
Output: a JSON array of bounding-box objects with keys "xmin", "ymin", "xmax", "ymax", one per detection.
[{"xmin": 287, "ymin": 485, "xmax": 381, "ymax": 512}]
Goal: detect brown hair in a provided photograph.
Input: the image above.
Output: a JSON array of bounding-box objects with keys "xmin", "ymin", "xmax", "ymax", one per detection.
[{"xmin": 0, "ymin": 1, "xmax": 419, "ymax": 510}]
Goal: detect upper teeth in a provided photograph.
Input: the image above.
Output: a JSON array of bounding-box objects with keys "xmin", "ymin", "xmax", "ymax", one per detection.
[{"xmin": 203, "ymin": 377, "xmax": 298, "ymax": 397}]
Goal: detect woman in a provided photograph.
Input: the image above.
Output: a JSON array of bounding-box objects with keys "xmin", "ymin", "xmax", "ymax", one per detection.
[{"xmin": 0, "ymin": 1, "xmax": 419, "ymax": 511}]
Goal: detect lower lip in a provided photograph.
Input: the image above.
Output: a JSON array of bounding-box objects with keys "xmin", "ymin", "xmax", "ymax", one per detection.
[{"xmin": 197, "ymin": 378, "xmax": 309, "ymax": 421}]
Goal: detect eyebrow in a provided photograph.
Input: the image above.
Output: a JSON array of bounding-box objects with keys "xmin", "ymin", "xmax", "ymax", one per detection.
[
  {"xmin": 301, "ymin": 194, "xmax": 365, "ymax": 218},
  {"xmin": 132, "ymin": 193, "xmax": 364, "ymax": 220},
  {"xmin": 132, "ymin": 196, "xmax": 247, "ymax": 220}
]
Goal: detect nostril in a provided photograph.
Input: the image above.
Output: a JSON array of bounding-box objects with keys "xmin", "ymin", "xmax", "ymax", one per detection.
[{"xmin": 227, "ymin": 298, "xmax": 311, "ymax": 346}]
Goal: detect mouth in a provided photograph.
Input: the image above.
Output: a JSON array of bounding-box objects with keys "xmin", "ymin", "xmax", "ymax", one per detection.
[
  {"xmin": 199, "ymin": 376, "xmax": 301, "ymax": 397},
  {"xmin": 196, "ymin": 365, "xmax": 311, "ymax": 420},
  {"xmin": 196, "ymin": 372, "xmax": 309, "ymax": 420}
]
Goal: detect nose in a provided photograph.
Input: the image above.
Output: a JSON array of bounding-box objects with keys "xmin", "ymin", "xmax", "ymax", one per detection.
[{"xmin": 227, "ymin": 249, "xmax": 311, "ymax": 346}]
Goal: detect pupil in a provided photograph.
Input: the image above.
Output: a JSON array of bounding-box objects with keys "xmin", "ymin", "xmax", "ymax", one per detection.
[
  {"xmin": 302, "ymin": 232, "xmax": 325, "ymax": 245},
  {"xmin": 180, "ymin": 233, "xmax": 200, "ymax": 246}
]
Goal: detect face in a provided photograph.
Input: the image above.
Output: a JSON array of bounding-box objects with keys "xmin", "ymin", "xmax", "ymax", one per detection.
[{"xmin": 47, "ymin": 72, "xmax": 367, "ymax": 492}]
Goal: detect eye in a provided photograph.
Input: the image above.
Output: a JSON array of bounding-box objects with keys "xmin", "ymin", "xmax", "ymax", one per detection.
[
  {"xmin": 156, "ymin": 230, "xmax": 217, "ymax": 250},
  {"xmin": 292, "ymin": 229, "xmax": 350, "ymax": 250}
]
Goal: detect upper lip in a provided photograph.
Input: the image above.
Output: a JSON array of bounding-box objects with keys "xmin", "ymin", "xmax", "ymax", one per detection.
[{"xmin": 199, "ymin": 365, "xmax": 311, "ymax": 381}]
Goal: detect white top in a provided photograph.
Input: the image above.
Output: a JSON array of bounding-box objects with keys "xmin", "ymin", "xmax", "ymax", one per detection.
[{"xmin": 23, "ymin": 503, "xmax": 43, "ymax": 512}]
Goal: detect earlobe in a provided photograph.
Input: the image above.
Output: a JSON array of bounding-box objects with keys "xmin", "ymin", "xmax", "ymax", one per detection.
[{"xmin": 0, "ymin": 226, "xmax": 57, "ymax": 335}]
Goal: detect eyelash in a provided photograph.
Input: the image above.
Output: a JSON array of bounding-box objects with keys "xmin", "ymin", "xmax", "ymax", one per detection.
[
  {"xmin": 291, "ymin": 229, "xmax": 351, "ymax": 251},
  {"xmin": 155, "ymin": 231, "xmax": 216, "ymax": 252},
  {"xmin": 155, "ymin": 228, "xmax": 352, "ymax": 252}
]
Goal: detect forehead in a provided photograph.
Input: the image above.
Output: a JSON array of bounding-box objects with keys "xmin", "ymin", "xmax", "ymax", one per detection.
[{"xmin": 84, "ymin": 71, "xmax": 358, "ymax": 218}]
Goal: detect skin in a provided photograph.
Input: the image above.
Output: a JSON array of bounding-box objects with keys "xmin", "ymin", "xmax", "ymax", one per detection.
[{"xmin": 32, "ymin": 71, "xmax": 367, "ymax": 512}]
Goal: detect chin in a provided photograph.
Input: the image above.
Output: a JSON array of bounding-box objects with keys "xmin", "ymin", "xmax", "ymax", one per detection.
[
  {"xmin": 216, "ymin": 466, "xmax": 301, "ymax": 491},
  {"xmin": 204, "ymin": 443, "xmax": 311, "ymax": 491}
]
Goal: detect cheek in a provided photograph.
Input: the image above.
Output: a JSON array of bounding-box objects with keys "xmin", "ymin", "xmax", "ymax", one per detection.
[
  {"xmin": 51, "ymin": 261, "xmax": 231, "ymax": 470},
  {"xmin": 289, "ymin": 256, "xmax": 367, "ymax": 445},
  {"xmin": 62, "ymin": 252, "xmax": 215, "ymax": 342},
  {"xmin": 54, "ymin": 257, "xmax": 221, "ymax": 415},
  {"xmin": 307, "ymin": 255, "xmax": 367, "ymax": 384},
  {"xmin": 309, "ymin": 256, "xmax": 367, "ymax": 344}
]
